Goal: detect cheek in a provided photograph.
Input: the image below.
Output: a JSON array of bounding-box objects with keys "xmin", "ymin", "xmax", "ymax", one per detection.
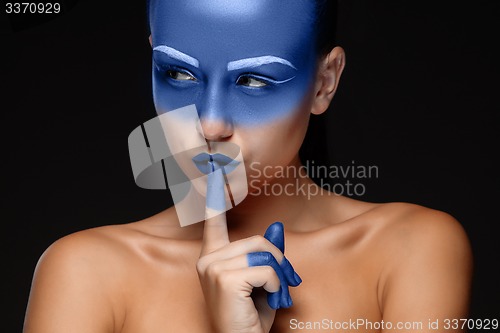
[
  {"xmin": 234, "ymin": 61, "xmax": 317, "ymax": 126},
  {"xmin": 238, "ymin": 86, "xmax": 314, "ymax": 177},
  {"xmin": 230, "ymin": 73, "xmax": 315, "ymax": 126}
]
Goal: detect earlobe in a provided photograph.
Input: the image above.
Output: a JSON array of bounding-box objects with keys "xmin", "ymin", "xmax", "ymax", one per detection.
[
  {"xmin": 149, "ymin": 35, "xmax": 152, "ymax": 47},
  {"xmin": 311, "ymin": 46, "xmax": 346, "ymax": 115}
]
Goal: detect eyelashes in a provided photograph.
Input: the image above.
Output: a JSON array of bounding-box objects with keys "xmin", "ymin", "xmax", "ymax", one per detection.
[
  {"xmin": 155, "ymin": 64, "xmax": 198, "ymax": 83},
  {"xmin": 237, "ymin": 75, "xmax": 268, "ymax": 88},
  {"xmin": 236, "ymin": 74, "xmax": 296, "ymax": 88},
  {"xmin": 167, "ymin": 69, "xmax": 197, "ymax": 82},
  {"xmin": 154, "ymin": 63, "xmax": 295, "ymax": 88}
]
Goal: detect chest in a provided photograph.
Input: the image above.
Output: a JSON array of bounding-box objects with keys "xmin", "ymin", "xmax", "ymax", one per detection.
[{"xmin": 119, "ymin": 246, "xmax": 383, "ymax": 333}]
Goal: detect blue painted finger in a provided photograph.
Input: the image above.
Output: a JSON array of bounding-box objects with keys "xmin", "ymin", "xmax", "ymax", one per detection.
[
  {"xmin": 247, "ymin": 251, "xmax": 292, "ymax": 309},
  {"xmin": 264, "ymin": 222, "xmax": 285, "ymax": 253},
  {"xmin": 280, "ymin": 257, "xmax": 302, "ymax": 287},
  {"xmin": 263, "ymin": 222, "xmax": 302, "ymax": 286},
  {"xmin": 267, "ymin": 289, "xmax": 281, "ymax": 310}
]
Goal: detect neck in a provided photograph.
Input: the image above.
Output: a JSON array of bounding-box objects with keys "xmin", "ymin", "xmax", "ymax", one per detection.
[
  {"xmin": 226, "ymin": 156, "xmax": 329, "ymax": 238},
  {"xmin": 159, "ymin": 156, "xmax": 338, "ymax": 240}
]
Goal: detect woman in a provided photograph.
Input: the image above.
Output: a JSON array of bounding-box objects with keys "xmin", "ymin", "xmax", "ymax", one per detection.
[{"xmin": 23, "ymin": 0, "xmax": 472, "ymax": 332}]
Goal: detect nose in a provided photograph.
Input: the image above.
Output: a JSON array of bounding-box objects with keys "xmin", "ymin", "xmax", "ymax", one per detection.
[
  {"xmin": 198, "ymin": 79, "xmax": 234, "ymax": 141},
  {"xmin": 200, "ymin": 117, "xmax": 233, "ymax": 141}
]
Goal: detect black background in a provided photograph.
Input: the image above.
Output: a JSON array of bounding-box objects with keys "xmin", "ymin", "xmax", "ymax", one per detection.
[{"xmin": 1, "ymin": 1, "xmax": 499, "ymax": 332}]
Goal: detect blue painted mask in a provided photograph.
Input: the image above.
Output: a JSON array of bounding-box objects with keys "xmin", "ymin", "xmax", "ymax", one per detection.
[{"xmin": 149, "ymin": 0, "xmax": 319, "ymax": 127}]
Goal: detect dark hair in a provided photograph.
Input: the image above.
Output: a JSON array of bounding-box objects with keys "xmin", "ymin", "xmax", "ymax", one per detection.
[
  {"xmin": 300, "ymin": 0, "xmax": 339, "ymax": 185},
  {"xmin": 314, "ymin": 0, "xmax": 338, "ymax": 56}
]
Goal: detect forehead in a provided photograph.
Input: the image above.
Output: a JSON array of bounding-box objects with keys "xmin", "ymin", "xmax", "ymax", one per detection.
[{"xmin": 149, "ymin": 0, "xmax": 317, "ymax": 65}]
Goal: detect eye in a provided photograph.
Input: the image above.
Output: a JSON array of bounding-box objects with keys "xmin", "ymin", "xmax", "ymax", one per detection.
[
  {"xmin": 236, "ymin": 75, "xmax": 268, "ymax": 88},
  {"xmin": 167, "ymin": 70, "xmax": 197, "ymax": 81}
]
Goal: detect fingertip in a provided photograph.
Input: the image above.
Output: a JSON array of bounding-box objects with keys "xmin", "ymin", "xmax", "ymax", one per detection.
[
  {"xmin": 293, "ymin": 271, "xmax": 303, "ymax": 285},
  {"xmin": 264, "ymin": 222, "xmax": 285, "ymax": 253},
  {"xmin": 281, "ymin": 257, "xmax": 302, "ymax": 287},
  {"xmin": 267, "ymin": 291, "xmax": 281, "ymax": 310},
  {"xmin": 264, "ymin": 222, "xmax": 284, "ymax": 236},
  {"xmin": 280, "ymin": 288, "xmax": 293, "ymax": 308},
  {"xmin": 278, "ymin": 278, "xmax": 291, "ymax": 305},
  {"xmin": 270, "ymin": 221, "xmax": 284, "ymax": 229}
]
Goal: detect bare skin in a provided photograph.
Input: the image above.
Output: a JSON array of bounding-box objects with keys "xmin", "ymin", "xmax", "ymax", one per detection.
[{"xmin": 23, "ymin": 172, "xmax": 472, "ymax": 333}]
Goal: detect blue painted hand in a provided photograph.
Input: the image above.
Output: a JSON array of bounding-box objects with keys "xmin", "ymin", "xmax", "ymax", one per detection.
[{"xmin": 247, "ymin": 222, "xmax": 302, "ymax": 309}]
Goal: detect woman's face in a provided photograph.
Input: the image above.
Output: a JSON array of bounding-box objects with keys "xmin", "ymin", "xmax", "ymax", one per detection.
[{"xmin": 150, "ymin": 0, "xmax": 320, "ymax": 191}]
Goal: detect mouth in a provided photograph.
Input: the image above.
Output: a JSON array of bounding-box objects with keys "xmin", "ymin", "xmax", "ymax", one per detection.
[{"xmin": 192, "ymin": 152, "xmax": 241, "ymax": 175}]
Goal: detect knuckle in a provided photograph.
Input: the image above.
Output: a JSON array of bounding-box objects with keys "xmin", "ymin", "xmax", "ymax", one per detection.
[
  {"xmin": 215, "ymin": 271, "xmax": 233, "ymax": 287},
  {"xmin": 196, "ymin": 257, "xmax": 208, "ymax": 273},
  {"xmin": 262, "ymin": 266, "xmax": 280, "ymax": 292},
  {"xmin": 206, "ymin": 261, "xmax": 222, "ymax": 278},
  {"xmin": 251, "ymin": 235, "xmax": 267, "ymax": 248},
  {"xmin": 250, "ymin": 235, "xmax": 283, "ymax": 261}
]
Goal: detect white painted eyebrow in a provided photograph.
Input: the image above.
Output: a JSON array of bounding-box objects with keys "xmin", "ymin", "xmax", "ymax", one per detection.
[
  {"xmin": 153, "ymin": 45, "xmax": 200, "ymax": 68},
  {"xmin": 227, "ymin": 56, "xmax": 297, "ymax": 71}
]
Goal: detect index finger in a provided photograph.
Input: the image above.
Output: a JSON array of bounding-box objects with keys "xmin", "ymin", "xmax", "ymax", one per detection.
[{"xmin": 200, "ymin": 166, "xmax": 230, "ymax": 256}]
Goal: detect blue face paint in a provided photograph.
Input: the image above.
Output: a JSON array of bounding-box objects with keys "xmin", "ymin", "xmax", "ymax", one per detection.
[
  {"xmin": 149, "ymin": 0, "xmax": 318, "ymax": 127},
  {"xmin": 148, "ymin": 0, "xmax": 309, "ymax": 306}
]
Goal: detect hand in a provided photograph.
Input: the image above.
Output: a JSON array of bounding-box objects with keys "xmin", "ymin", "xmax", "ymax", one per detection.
[
  {"xmin": 196, "ymin": 211, "xmax": 275, "ymax": 333},
  {"xmin": 197, "ymin": 214, "xmax": 301, "ymax": 333}
]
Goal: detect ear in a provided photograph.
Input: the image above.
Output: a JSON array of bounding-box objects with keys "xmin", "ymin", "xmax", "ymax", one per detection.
[
  {"xmin": 149, "ymin": 35, "xmax": 153, "ymax": 47},
  {"xmin": 311, "ymin": 46, "xmax": 346, "ymax": 115}
]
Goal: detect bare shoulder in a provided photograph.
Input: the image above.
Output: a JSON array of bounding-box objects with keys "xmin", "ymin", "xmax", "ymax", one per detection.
[
  {"xmin": 366, "ymin": 202, "xmax": 472, "ymax": 254},
  {"xmin": 24, "ymin": 207, "xmax": 198, "ymax": 333},
  {"xmin": 37, "ymin": 223, "xmax": 136, "ymax": 277},
  {"xmin": 343, "ymin": 200, "xmax": 474, "ymax": 270},
  {"xmin": 330, "ymin": 195, "xmax": 467, "ymax": 244},
  {"xmin": 358, "ymin": 202, "xmax": 473, "ymax": 321},
  {"xmin": 35, "ymin": 207, "xmax": 199, "ymax": 277},
  {"xmin": 24, "ymin": 224, "xmax": 131, "ymax": 332},
  {"xmin": 324, "ymin": 197, "xmax": 471, "ymax": 260},
  {"xmin": 37, "ymin": 214, "xmax": 150, "ymax": 269}
]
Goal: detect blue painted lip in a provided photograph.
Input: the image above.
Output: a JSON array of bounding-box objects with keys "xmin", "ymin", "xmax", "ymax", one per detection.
[{"xmin": 192, "ymin": 152, "xmax": 240, "ymax": 175}]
